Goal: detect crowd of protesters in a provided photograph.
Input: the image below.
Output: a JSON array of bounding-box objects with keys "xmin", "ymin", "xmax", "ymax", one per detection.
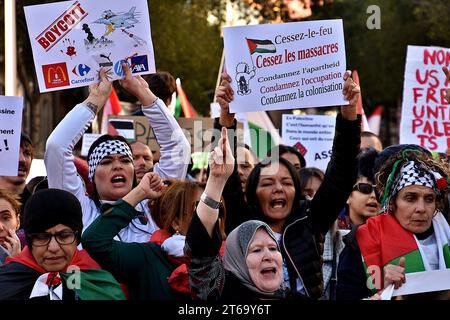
[{"xmin": 1, "ymin": 58, "xmax": 450, "ymax": 301}]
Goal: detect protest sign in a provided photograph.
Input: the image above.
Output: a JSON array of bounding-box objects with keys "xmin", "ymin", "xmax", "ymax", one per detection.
[
  {"xmin": 282, "ymin": 114, "xmax": 335, "ymax": 171},
  {"xmin": 24, "ymin": 0, "xmax": 155, "ymax": 93},
  {"xmin": 108, "ymin": 115, "xmax": 160, "ymax": 160},
  {"xmin": 381, "ymin": 269, "xmax": 450, "ymax": 300},
  {"xmin": 81, "ymin": 133, "xmax": 102, "ymax": 156},
  {"xmin": 0, "ymin": 96, "xmax": 24, "ymax": 176},
  {"xmin": 108, "ymin": 118, "xmax": 135, "ymax": 141},
  {"xmin": 400, "ymin": 45, "xmax": 450, "ymax": 151},
  {"xmin": 223, "ymin": 19, "xmax": 347, "ymax": 113}
]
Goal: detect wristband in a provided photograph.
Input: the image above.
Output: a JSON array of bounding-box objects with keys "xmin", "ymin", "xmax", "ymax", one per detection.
[{"xmin": 200, "ymin": 192, "xmax": 221, "ymax": 210}]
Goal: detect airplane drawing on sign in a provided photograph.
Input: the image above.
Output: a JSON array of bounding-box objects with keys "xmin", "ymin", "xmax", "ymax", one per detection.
[{"xmin": 94, "ymin": 7, "xmax": 140, "ymax": 36}]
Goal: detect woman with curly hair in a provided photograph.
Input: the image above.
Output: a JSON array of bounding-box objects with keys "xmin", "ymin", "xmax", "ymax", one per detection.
[{"xmin": 337, "ymin": 149, "xmax": 450, "ymax": 300}]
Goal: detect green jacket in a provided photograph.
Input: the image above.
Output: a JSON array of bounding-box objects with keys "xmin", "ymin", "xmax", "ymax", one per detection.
[{"xmin": 82, "ymin": 199, "xmax": 186, "ymax": 300}]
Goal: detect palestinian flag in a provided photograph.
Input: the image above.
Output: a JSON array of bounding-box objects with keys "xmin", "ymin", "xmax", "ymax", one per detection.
[
  {"xmin": 0, "ymin": 246, "xmax": 126, "ymax": 300},
  {"xmin": 246, "ymin": 38, "xmax": 276, "ymax": 55},
  {"xmin": 176, "ymin": 78, "xmax": 197, "ymax": 118},
  {"xmin": 246, "ymin": 111, "xmax": 282, "ymax": 159},
  {"xmin": 356, "ymin": 213, "xmax": 450, "ymax": 293}
]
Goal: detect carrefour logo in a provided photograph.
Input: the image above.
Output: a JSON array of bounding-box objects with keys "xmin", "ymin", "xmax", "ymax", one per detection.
[
  {"xmin": 114, "ymin": 60, "xmax": 131, "ymax": 76},
  {"xmin": 72, "ymin": 64, "xmax": 91, "ymax": 76}
]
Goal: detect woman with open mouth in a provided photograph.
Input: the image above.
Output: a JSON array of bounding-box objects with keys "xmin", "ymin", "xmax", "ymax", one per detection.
[
  {"xmin": 185, "ymin": 127, "xmax": 285, "ymax": 300},
  {"xmin": 45, "ymin": 65, "xmax": 190, "ymax": 243}
]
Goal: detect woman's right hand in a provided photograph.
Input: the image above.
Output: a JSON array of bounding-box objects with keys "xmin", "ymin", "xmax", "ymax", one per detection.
[
  {"xmin": 119, "ymin": 63, "xmax": 157, "ymax": 106},
  {"xmin": 1, "ymin": 229, "xmax": 21, "ymax": 257},
  {"xmin": 216, "ymin": 72, "xmax": 235, "ymax": 127},
  {"xmin": 209, "ymin": 127, "xmax": 234, "ymax": 183},
  {"xmin": 383, "ymin": 257, "xmax": 406, "ymax": 289},
  {"xmin": 138, "ymin": 172, "xmax": 164, "ymax": 200}
]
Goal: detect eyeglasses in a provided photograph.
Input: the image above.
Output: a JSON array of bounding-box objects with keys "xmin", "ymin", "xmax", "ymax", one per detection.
[
  {"xmin": 29, "ymin": 231, "xmax": 78, "ymax": 247},
  {"xmin": 353, "ymin": 183, "xmax": 377, "ymax": 195}
]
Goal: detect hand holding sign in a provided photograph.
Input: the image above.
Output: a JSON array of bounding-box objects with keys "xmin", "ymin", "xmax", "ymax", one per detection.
[
  {"xmin": 341, "ymin": 70, "xmax": 359, "ymax": 121},
  {"xmin": 119, "ymin": 63, "xmax": 157, "ymax": 106},
  {"xmin": 82, "ymin": 68, "xmax": 112, "ymax": 114},
  {"xmin": 215, "ymin": 72, "xmax": 235, "ymax": 127},
  {"xmin": 383, "ymin": 257, "xmax": 406, "ymax": 290},
  {"xmin": 443, "ymin": 67, "xmax": 450, "ymax": 104}
]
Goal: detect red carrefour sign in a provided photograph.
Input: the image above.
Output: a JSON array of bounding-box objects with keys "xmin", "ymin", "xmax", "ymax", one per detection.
[{"xmin": 42, "ymin": 62, "xmax": 70, "ymax": 89}]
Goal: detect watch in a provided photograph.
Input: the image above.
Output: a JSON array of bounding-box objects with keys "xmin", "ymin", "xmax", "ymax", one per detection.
[{"xmin": 200, "ymin": 192, "xmax": 221, "ymax": 209}]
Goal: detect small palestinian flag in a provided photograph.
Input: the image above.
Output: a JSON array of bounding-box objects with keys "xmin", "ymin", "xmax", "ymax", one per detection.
[{"xmin": 246, "ymin": 38, "xmax": 276, "ymax": 55}]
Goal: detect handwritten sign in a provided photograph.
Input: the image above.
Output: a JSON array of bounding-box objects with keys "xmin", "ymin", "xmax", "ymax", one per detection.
[
  {"xmin": 0, "ymin": 96, "xmax": 24, "ymax": 176},
  {"xmin": 109, "ymin": 115, "xmax": 244, "ymax": 158},
  {"xmin": 24, "ymin": 0, "xmax": 155, "ymax": 93},
  {"xmin": 282, "ymin": 114, "xmax": 335, "ymax": 171},
  {"xmin": 400, "ymin": 45, "xmax": 450, "ymax": 151},
  {"xmin": 223, "ymin": 19, "xmax": 346, "ymax": 113}
]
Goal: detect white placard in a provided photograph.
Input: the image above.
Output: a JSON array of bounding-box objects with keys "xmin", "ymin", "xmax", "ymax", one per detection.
[
  {"xmin": 81, "ymin": 133, "xmax": 102, "ymax": 156},
  {"xmin": 223, "ymin": 19, "xmax": 347, "ymax": 113},
  {"xmin": 282, "ymin": 114, "xmax": 335, "ymax": 171},
  {"xmin": 381, "ymin": 269, "xmax": 450, "ymax": 300},
  {"xmin": 24, "ymin": 0, "xmax": 155, "ymax": 93},
  {"xmin": 400, "ymin": 45, "xmax": 450, "ymax": 151},
  {"xmin": 0, "ymin": 96, "xmax": 24, "ymax": 176}
]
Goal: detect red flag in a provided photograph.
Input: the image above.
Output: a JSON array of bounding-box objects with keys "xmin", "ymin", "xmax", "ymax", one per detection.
[
  {"xmin": 176, "ymin": 78, "xmax": 197, "ymax": 118},
  {"xmin": 352, "ymin": 70, "xmax": 371, "ymax": 132},
  {"xmin": 101, "ymin": 87, "xmax": 122, "ymax": 134},
  {"xmin": 367, "ymin": 105, "xmax": 383, "ymax": 135}
]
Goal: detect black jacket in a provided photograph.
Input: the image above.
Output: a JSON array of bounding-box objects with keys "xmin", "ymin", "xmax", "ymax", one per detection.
[
  {"xmin": 277, "ymin": 114, "xmax": 361, "ymax": 299},
  {"xmin": 335, "ymin": 228, "xmax": 371, "ymax": 300},
  {"xmin": 213, "ymin": 114, "xmax": 361, "ymax": 299}
]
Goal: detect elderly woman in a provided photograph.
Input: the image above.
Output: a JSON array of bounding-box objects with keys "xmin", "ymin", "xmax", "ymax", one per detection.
[
  {"xmin": 0, "ymin": 189, "xmax": 22, "ymax": 266},
  {"xmin": 45, "ymin": 65, "xmax": 190, "ymax": 243},
  {"xmin": 185, "ymin": 128, "xmax": 285, "ymax": 300},
  {"xmin": 337, "ymin": 150, "xmax": 450, "ymax": 300},
  {"xmin": 0, "ymin": 189, "xmax": 125, "ymax": 300}
]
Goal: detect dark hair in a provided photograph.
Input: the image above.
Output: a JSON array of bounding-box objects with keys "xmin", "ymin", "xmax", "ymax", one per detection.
[
  {"xmin": 298, "ymin": 167, "xmax": 324, "ymax": 196},
  {"xmin": 87, "ymin": 134, "xmax": 137, "ymax": 207},
  {"xmin": 20, "ymin": 133, "xmax": 34, "ymax": 159},
  {"xmin": 268, "ymin": 144, "xmax": 306, "ymax": 169},
  {"xmin": 376, "ymin": 149, "xmax": 449, "ymax": 210},
  {"xmin": 357, "ymin": 147, "xmax": 379, "ymax": 183},
  {"xmin": 245, "ymin": 157, "xmax": 301, "ymax": 225},
  {"xmin": 143, "ymin": 71, "xmax": 176, "ymax": 104},
  {"xmin": 373, "ymin": 144, "xmax": 431, "ymax": 174}
]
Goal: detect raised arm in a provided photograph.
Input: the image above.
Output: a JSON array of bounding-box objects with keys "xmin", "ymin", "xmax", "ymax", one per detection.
[
  {"xmin": 45, "ymin": 69, "xmax": 111, "ymax": 213},
  {"xmin": 310, "ymin": 70, "xmax": 361, "ymax": 234},
  {"xmin": 119, "ymin": 64, "xmax": 191, "ymax": 180},
  {"xmin": 185, "ymin": 127, "xmax": 234, "ymax": 300},
  {"xmin": 81, "ymin": 172, "xmax": 163, "ymax": 282}
]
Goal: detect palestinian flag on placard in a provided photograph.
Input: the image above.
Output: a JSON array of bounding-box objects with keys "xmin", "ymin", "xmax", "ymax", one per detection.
[
  {"xmin": 356, "ymin": 212, "xmax": 450, "ymax": 293},
  {"xmin": 246, "ymin": 38, "xmax": 276, "ymax": 55},
  {"xmin": 0, "ymin": 246, "xmax": 126, "ymax": 300}
]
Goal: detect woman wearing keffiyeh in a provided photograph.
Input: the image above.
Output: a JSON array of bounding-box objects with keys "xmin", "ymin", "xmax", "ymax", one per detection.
[{"xmin": 337, "ymin": 149, "xmax": 450, "ymax": 300}]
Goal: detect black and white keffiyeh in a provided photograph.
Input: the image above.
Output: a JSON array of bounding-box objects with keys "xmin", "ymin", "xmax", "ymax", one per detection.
[
  {"xmin": 382, "ymin": 160, "xmax": 440, "ymax": 212},
  {"xmin": 88, "ymin": 140, "xmax": 133, "ymax": 181}
]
